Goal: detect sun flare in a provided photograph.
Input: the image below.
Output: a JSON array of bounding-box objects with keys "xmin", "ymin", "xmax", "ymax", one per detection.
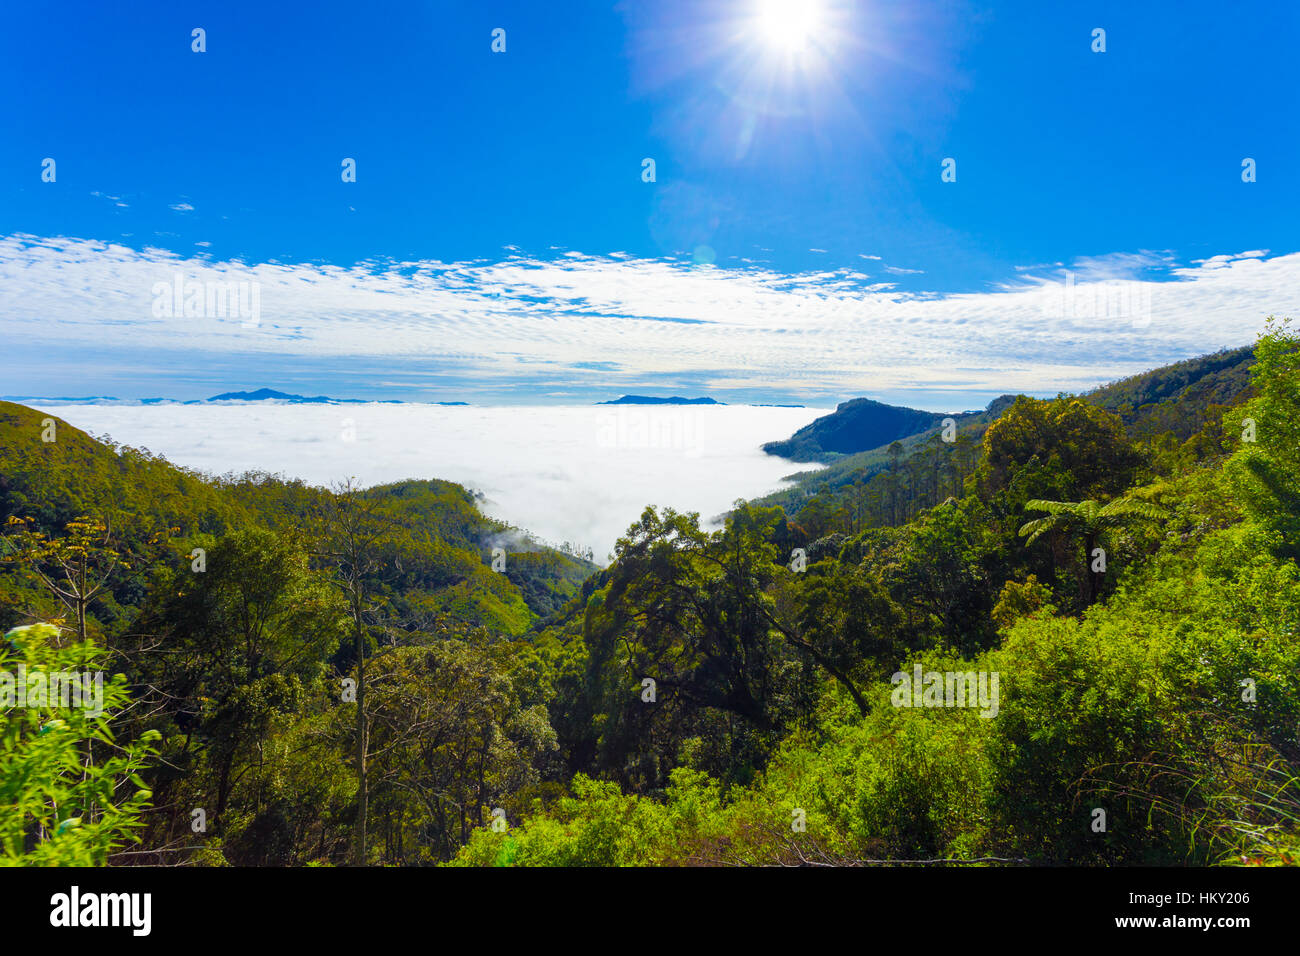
[{"xmin": 755, "ymin": 0, "xmax": 825, "ymax": 53}]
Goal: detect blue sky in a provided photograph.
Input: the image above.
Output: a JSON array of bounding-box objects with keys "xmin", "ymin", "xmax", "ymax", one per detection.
[{"xmin": 2, "ymin": 0, "xmax": 1297, "ymax": 407}]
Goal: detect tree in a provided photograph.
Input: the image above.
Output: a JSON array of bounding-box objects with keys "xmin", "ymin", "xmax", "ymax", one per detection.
[
  {"xmin": 139, "ymin": 528, "xmax": 345, "ymax": 838},
  {"xmin": 2, "ymin": 516, "xmax": 123, "ymax": 646},
  {"xmin": 844, "ymin": 480, "xmax": 870, "ymax": 535},
  {"xmin": 867, "ymin": 497, "xmax": 1002, "ymax": 654},
  {"xmin": 581, "ymin": 506, "xmax": 815, "ymax": 789},
  {"xmin": 991, "ymin": 574, "xmax": 1055, "ymax": 630},
  {"xmin": 364, "ymin": 638, "xmax": 557, "ymax": 862},
  {"xmin": 886, "ymin": 441, "xmax": 904, "ymax": 523},
  {"xmin": 781, "ymin": 564, "xmax": 905, "ymax": 714},
  {"xmin": 315, "ymin": 480, "xmax": 398, "ymax": 866},
  {"xmin": 977, "ymin": 397, "xmax": 1144, "ymax": 510},
  {"xmin": 1019, "ymin": 496, "xmax": 1168, "ymax": 604}
]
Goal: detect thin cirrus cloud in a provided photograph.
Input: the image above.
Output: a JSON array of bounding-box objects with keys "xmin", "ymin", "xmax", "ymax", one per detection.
[
  {"xmin": 0, "ymin": 233, "xmax": 1294, "ymax": 404},
  {"xmin": 90, "ymin": 191, "xmax": 129, "ymax": 209}
]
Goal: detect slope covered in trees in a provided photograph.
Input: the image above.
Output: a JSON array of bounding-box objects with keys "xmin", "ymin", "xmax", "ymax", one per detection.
[
  {"xmin": 761, "ymin": 398, "xmax": 956, "ymax": 462},
  {"xmin": 0, "ymin": 401, "xmax": 593, "ymax": 637},
  {"xmin": 757, "ymin": 346, "xmax": 1256, "ymax": 540},
  {"xmin": 1083, "ymin": 345, "xmax": 1255, "ymax": 439}
]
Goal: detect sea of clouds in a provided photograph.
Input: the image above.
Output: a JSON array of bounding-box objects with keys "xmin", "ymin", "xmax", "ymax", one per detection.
[{"xmin": 35, "ymin": 403, "xmax": 827, "ymax": 562}]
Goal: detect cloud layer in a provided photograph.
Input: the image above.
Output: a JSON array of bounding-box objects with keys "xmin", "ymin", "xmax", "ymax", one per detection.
[
  {"xmin": 33, "ymin": 402, "xmax": 826, "ymax": 561},
  {"xmin": 2, "ymin": 234, "xmax": 1294, "ymax": 406}
]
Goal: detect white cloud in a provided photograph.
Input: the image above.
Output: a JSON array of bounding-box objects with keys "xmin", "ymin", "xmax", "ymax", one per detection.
[
  {"xmin": 0, "ymin": 233, "xmax": 1294, "ymax": 401},
  {"xmin": 1068, "ymin": 249, "xmax": 1175, "ymax": 280},
  {"xmin": 1187, "ymin": 249, "xmax": 1269, "ymax": 271}
]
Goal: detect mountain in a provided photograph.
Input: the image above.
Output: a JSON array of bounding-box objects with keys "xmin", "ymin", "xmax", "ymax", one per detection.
[
  {"xmin": 762, "ymin": 396, "xmax": 1014, "ymax": 463},
  {"xmin": 597, "ymin": 395, "xmax": 722, "ymax": 405},
  {"xmin": 752, "ymin": 395, "xmax": 1015, "ymax": 515},
  {"xmin": 205, "ymin": 389, "xmax": 466, "ymax": 405},
  {"xmin": 762, "ymin": 346, "xmax": 1257, "ymax": 467},
  {"xmin": 208, "ymin": 388, "xmax": 335, "ymax": 403}
]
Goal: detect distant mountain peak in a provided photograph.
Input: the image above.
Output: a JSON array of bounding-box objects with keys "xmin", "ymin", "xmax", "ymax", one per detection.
[
  {"xmin": 763, "ymin": 398, "xmax": 948, "ymax": 462},
  {"xmin": 597, "ymin": 395, "xmax": 723, "ymax": 406},
  {"xmin": 207, "ymin": 388, "xmax": 334, "ymax": 403},
  {"xmin": 202, "ymin": 389, "xmax": 465, "ymax": 405}
]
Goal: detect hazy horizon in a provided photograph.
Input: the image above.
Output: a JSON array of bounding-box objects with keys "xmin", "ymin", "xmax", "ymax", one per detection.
[{"xmin": 3, "ymin": 391, "xmax": 1005, "ymax": 415}]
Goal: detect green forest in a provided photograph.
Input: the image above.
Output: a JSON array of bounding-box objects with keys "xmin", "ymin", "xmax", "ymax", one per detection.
[{"xmin": 2, "ymin": 320, "xmax": 1297, "ymax": 867}]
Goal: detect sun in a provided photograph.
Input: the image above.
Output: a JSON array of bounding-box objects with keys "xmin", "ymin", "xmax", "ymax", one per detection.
[{"xmin": 755, "ymin": 0, "xmax": 825, "ymax": 53}]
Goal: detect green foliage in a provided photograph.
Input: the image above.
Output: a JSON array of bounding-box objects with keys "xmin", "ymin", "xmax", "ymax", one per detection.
[
  {"xmin": 363, "ymin": 639, "xmax": 558, "ymax": 863},
  {"xmin": 758, "ymin": 347, "xmax": 1255, "ymax": 534},
  {"xmin": 0, "ymin": 623, "xmax": 158, "ymax": 865},
  {"xmin": 579, "ymin": 505, "xmax": 815, "ymax": 790},
  {"xmin": 977, "ymin": 396, "xmax": 1144, "ymax": 508},
  {"xmin": 448, "ymin": 325, "xmax": 1299, "ymax": 868},
  {"xmin": 1018, "ymin": 496, "xmax": 1169, "ymax": 548},
  {"xmin": 840, "ymin": 496, "xmax": 1003, "ymax": 655},
  {"xmin": 1224, "ymin": 317, "xmax": 1300, "ymax": 558},
  {"xmin": 448, "ymin": 769, "xmax": 725, "ymax": 866},
  {"xmin": 0, "ymin": 403, "xmax": 595, "ymax": 865},
  {"xmin": 1018, "ymin": 495, "xmax": 1169, "ymax": 604},
  {"xmin": 991, "ymin": 574, "xmax": 1054, "ymax": 630}
]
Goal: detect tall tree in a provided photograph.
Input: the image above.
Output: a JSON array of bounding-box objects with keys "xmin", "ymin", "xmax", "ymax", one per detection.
[
  {"xmin": 315, "ymin": 480, "xmax": 397, "ymax": 866},
  {"xmin": 138, "ymin": 528, "xmax": 344, "ymax": 834}
]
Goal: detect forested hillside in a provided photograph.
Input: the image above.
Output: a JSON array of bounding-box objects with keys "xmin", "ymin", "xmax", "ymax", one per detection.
[
  {"xmin": 1083, "ymin": 345, "xmax": 1255, "ymax": 441},
  {"xmin": 761, "ymin": 397, "xmax": 955, "ymax": 462},
  {"xmin": 2, "ymin": 322, "xmax": 1296, "ymax": 867},
  {"xmin": 756, "ymin": 345, "xmax": 1256, "ymax": 537}
]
